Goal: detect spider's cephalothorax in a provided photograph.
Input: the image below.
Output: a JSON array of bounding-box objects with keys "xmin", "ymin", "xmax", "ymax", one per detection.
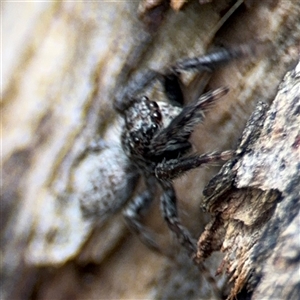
[
  {"xmin": 122, "ymin": 96, "xmax": 182, "ymax": 170},
  {"xmin": 122, "ymin": 96, "xmax": 163, "ymax": 159}
]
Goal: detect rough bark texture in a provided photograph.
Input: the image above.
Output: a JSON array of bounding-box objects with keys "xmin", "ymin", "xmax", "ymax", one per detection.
[
  {"xmin": 199, "ymin": 62, "xmax": 300, "ymax": 299},
  {"xmin": 2, "ymin": 1, "xmax": 300, "ymax": 299}
]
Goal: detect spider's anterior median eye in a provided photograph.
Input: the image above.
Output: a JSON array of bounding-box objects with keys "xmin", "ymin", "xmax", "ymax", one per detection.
[
  {"xmin": 130, "ymin": 132, "xmax": 140, "ymax": 145},
  {"xmin": 152, "ymin": 112, "xmax": 160, "ymax": 119},
  {"xmin": 151, "ymin": 109, "xmax": 162, "ymax": 123},
  {"xmin": 133, "ymin": 135, "xmax": 140, "ymax": 144},
  {"xmin": 149, "ymin": 101, "xmax": 158, "ymax": 108}
]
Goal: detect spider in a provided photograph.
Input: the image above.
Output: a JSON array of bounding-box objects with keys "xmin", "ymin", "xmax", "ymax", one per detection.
[{"xmin": 114, "ymin": 45, "xmax": 254, "ymax": 260}]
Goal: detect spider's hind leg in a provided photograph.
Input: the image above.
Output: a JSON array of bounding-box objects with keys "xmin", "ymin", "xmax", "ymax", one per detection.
[
  {"xmin": 160, "ymin": 171, "xmax": 223, "ymax": 299},
  {"xmin": 123, "ymin": 176, "xmax": 164, "ymax": 254},
  {"xmin": 160, "ymin": 181, "xmax": 197, "ymax": 258}
]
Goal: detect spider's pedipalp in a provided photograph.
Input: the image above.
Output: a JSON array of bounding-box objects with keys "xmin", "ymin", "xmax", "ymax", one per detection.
[{"xmin": 148, "ymin": 87, "xmax": 229, "ymax": 157}]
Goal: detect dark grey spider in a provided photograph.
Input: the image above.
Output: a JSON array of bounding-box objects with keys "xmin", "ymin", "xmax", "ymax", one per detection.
[{"xmin": 114, "ymin": 45, "xmax": 253, "ymax": 260}]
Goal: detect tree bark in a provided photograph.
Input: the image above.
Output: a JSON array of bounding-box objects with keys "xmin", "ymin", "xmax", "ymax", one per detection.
[{"xmin": 199, "ymin": 62, "xmax": 300, "ymax": 299}]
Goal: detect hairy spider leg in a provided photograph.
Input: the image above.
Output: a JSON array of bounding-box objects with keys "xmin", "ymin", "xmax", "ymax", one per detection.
[
  {"xmin": 174, "ymin": 44, "xmax": 257, "ymax": 72},
  {"xmin": 123, "ymin": 176, "xmax": 163, "ymax": 253},
  {"xmin": 160, "ymin": 181, "xmax": 197, "ymax": 256},
  {"xmin": 156, "ymin": 150, "xmax": 234, "ymax": 181},
  {"xmin": 160, "ymin": 181, "xmax": 222, "ymax": 298},
  {"xmin": 160, "ymin": 44, "xmax": 257, "ymax": 106}
]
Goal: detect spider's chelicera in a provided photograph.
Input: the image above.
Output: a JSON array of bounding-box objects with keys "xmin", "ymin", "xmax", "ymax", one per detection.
[{"xmin": 115, "ymin": 46, "xmax": 251, "ymax": 260}]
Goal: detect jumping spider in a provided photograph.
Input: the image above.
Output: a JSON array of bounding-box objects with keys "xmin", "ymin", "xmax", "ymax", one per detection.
[{"xmin": 114, "ymin": 45, "xmax": 254, "ymax": 260}]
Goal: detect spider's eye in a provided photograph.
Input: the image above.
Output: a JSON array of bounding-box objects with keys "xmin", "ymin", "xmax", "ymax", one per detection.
[
  {"xmin": 152, "ymin": 112, "xmax": 159, "ymax": 119},
  {"xmin": 133, "ymin": 136, "xmax": 140, "ymax": 143},
  {"xmin": 152, "ymin": 109, "xmax": 162, "ymax": 122},
  {"xmin": 130, "ymin": 132, "xmax": 140, "ymax": 145},
  {"xmin": 151, "ymin": 123, "xmax": 157, "ymax": 130},
  {"xmin": 149, "ymin": 101, "xmax": 158, "ymax": 108}
]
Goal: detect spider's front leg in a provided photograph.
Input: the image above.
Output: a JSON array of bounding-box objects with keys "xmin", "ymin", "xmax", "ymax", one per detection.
[
  {"xmin": 160, "ymin": 181, "xmax": 197, "ymax": 257},
  {"xmin": 123, "ymin": 176, "xmax": 163, "ymax": 254},
  {"xmin": 157, "ymin": 152, "xmax": 234, "ymax": 254},
  {"xmin": 159, "ymin": 44, "xmax": 258, "ymax": 106},
  {"xmin": 160, "ymin": 180, "xmax": 222, "ymax": 298},
  {"xmin": 174, "ymin": 44, "xmax": 257, "ymax": 73},
  {"xmin": 156, "ymin": 150, "xmax": 234, "ymax": 181}
]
